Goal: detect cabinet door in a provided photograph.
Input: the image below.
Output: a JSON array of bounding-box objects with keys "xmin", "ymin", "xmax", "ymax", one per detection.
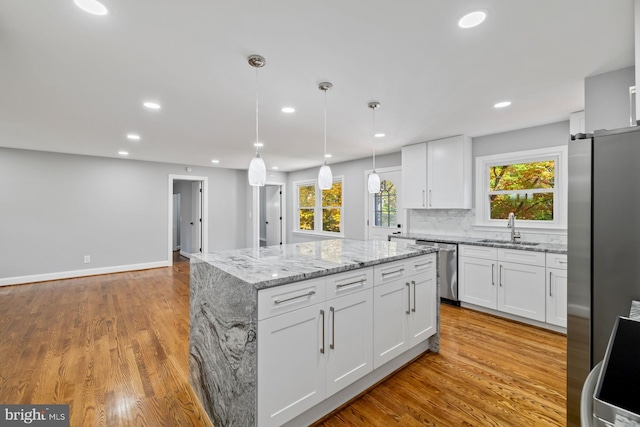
[
  {"xmin": 546, "ymin": 267, "xmax": 568, "ymax": 327},
  {"xmin": 408, "ymin": 271, "xmax": 437, "ymax": 348},
  {"xmin": 257, "ymin": 304, "xmax": 326, "ymax": 427},
  {"xmin": 459, "ymin": 256, "xmax": 497, "ymax": 309},
  {"xmin": 498, "ymin": 262, "xmax": 546, "ymax": 322},
  {"xmin": 401, "ymin": 143, "xmax": 427, "ymax": 209},
  {"xmin": 427, "ymin": 135, "xmax": 471, "ymax": 209},
  {"xmin": 373, "ymin": 280, "xmax": 410, "ymax": 369},
  {"xmin": 325, "ymin": 290, "xmax": 373, "ymax": 397}
]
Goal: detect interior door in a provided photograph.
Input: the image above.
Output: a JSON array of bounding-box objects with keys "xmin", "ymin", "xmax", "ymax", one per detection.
[
  {"xmin": 367, "ymin": 169, "xmax": 402, "ymax": 240},
  {"xmin": 172, "ymin": 193, "xmax": 181, "ymax": 251},
  {"xmin": 191, "ymin": 181, "xmax": 202, "ymax": 254},
  {"xmin": 265, "ymin": 185, "xmax": 282, "ymax": 246}
]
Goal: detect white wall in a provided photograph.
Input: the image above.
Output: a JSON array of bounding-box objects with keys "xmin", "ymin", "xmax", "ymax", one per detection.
[
  {"xmin": 0, "ymin": 148, "xmax": 248, "ymax": 284},
  {"xmin": 286, "ymin": 152, "xmax": 401, "ymax": 244},
  {"xmin": 408, "ymin": 121, "xmax": 570, "ymax": 244},
  {"xmin": 585, "ymin": 66, "xmax": 635, "ymax": 132}
]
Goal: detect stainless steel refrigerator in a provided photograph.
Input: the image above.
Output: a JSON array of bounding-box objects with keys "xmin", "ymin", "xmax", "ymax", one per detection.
[{"xmin": 567, "ymin": 126, "xmax": 640, "ymax": 426}]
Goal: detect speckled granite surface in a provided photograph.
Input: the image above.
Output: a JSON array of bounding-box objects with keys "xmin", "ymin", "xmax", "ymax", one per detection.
[
  {"xmin": 390, "ymin": 232, "xmax": 567, "ymax": 254},
  {"xmin": 630, "ymin": 301, "xmax": 640, "ymax": 320},
  {"xmin": 189, "ymin": 239, "xmax": 438, "ymax": 427}
]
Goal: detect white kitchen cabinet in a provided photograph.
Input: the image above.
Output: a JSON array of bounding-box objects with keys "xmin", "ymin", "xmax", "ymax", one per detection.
[
  {"xmin": 546, "ymin": 253, "xmax": 568, "ymax": 328},
  {"xmin": 325, "ymin": 289, "xmax": 373, "ymax": 397},
  {"xmin": 401, "ymin": 143, "xmax": 427, "ymax": 208},
  {"xmin": 373, "ymin": 254, "xmax": 436, "ymax": 369},
  {"xmin": 427, "ymin": 135, "xmax": 472, "ymax": 209},
  {"xmin": 497, "ymin": 261, "xmax": 546, "ymax": 322},
  {"xmin": 258, "ymin": 303, "xmax": 326, "ymax": 427},
  {"xmin": 401, "ymin": 136, "xmax": 472, "ymax": 210},
  {"xmin": 459, "ymin": 245, "xmax": 546, "ymax": 323},
  {"xmin": 459, "ymin": 256, "xmax": 497, "ymax": 309}
]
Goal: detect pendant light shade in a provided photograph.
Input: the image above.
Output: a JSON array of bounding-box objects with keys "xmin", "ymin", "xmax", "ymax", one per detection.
[
  {"xmin": 248, "ymin": 152, "xmax": 266, "ymax": 186},
  {"xmin": 247, "ymin": 54, "xmax": 267, "ymax": 187},
  {"xmin": 318, "ymin": 163, "xmax": 333, "ymax": 190},
  {"xmin": 318, "ymin": 82, "xmax": 333, "ymax": 191},
  {"xmin": 368, "ymin": 101, "xmax": 381, "ymax": 194}
]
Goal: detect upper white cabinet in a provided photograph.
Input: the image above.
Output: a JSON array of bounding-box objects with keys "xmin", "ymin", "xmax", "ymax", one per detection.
[
  {"xmin": 402, "ymin": 135, "xmax": 472, "ymax": 210},
  {"xmin": 401, "ymin": 143, "xmax": 427, "ymax": 208}
]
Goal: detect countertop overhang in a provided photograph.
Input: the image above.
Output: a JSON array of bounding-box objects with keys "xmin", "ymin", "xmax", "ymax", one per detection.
[{"xmin": 191, "ymin": 238, "xmax": 436, "ymax": 290}]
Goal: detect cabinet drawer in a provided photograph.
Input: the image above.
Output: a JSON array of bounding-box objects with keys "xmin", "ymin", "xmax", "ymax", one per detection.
[
  {"xmin": 374, "ymin": 258, "xmax": 411, "ymax": 285},
  {"xmin": 258, "ymin": 277, "xmax": 326, "ymax": 320},
  {"xmin": 498, "ymin": 248, "xmax": 545, "ymax": 267},
  {"xmin": 459, "ymin": 245, "xmax": 497, "ymax": 260},
  {"xmin": 405, "ymin": 254, "xmax": 436, "ymax": 276},
  {"xmin": 546, "ymin": 253, "xmax": 568, "ymax": 270},
  {"xmin": 326, "ymin": 268, "xmax": 373, "ymax": 300}
]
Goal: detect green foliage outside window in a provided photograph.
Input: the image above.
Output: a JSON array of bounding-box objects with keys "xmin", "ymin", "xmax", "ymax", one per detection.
[
  {"xmin": 374, "ymin": 180, "xmax": 397, "ymax": 227},
  {"xmin": 489, "ymin": 160, "xmax": 555, "ymax": 220},
  {"xmin": 297, "ymin": 180, "xmax": 342, "ymax": 233}
]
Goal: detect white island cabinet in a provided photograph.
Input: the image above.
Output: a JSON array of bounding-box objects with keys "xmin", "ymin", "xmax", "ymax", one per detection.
[{"xmin": 546, "ymin": 253, "xmax": 568, "ymax": 327}]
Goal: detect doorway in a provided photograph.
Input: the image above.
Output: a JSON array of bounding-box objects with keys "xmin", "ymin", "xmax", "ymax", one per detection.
[
  {"xmin": 252, "ymin": 181, "xmax": 286, "ymax": 248},
  {"xmin": 168, "ymin": 175, "xmax": 208, "ymax": 265},
  {"xmin": 365, "ymin": 167, "xmax": 402, "ymax": 240}
]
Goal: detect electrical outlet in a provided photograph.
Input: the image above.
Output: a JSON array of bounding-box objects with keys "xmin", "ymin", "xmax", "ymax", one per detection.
[{"xmin": 84, "ymin": 255, "xmax": 91, "ymax": 264}]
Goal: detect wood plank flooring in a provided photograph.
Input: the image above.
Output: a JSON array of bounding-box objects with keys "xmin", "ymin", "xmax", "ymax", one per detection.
[{"xmin": 0, "ymin": 258, "xmax": 566, "ymax": 426}]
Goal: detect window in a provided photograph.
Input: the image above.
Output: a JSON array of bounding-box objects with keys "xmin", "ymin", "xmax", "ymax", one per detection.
[
  {"xmin": 475, "ymin": 146, "xmax": 567, "ymax": 229},
  {"xmin": 295, "ymin": 177, "xmax": 343, "ymax": 235},
  {"xmin": 374, "ymin": 180, "xmax": 397, "ymax": 227}
]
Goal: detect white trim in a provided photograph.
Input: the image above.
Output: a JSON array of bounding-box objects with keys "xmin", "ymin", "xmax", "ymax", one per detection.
[
  {"xmin": 363, "ymin": 166, "xmax": 402, "ymax": 240},
  {"xmin": 0, "ymin": 261, "xmax": 169, "ymax": 287},
  {"xmin": 179, "ymin": 250, "xmax": 192, "ymax": 259},
  {"xmin": 266, "ymin": 181, "xmax": 287, "ymax": 245},
  {"xmin": 475, "ymin": 146, "xmax": 568, "ymax": 229},
  {"xmin": 168, "ymin": 174, "xmax": 209, "ymax": 266},
  {"xmin": 292, "ymin": 175, "xmax": 344, "ymax": 236}
]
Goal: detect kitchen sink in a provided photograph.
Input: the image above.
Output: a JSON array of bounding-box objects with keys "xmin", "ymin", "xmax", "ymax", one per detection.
[{"xmin": 478, "ymin": 239, "xmax": 540, "ymax": 246}]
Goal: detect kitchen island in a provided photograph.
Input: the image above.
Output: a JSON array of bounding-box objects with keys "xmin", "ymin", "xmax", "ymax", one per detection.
[{"xmin": 189, "ymin": 239, "xmax": 439, "ymax": 427}]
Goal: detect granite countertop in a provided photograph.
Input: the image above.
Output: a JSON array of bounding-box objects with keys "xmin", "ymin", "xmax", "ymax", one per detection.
[
  {"xmin": 390, "ymin": 232, "xmax": 567, "ymax": 254},
  {"xmin": 191, "ymin": 238, "xmax": 436, "ymax": 290}
]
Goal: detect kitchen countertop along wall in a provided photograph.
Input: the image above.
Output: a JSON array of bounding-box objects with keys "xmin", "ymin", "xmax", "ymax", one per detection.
[
  {"xmin": 188, "ymin": 239, "xmax": 437, "ymax": 426},
  {"xmin": 390, "ymin": 232, "xmax": 567, "ymax": 254}
]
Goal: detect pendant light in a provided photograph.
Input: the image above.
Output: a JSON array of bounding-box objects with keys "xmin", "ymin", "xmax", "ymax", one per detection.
[
  {"xmin": 318, "ymin": 82, "xmax": 333, "ymax": 190},
  {"xmin": 367, "ymin": 101, "xmax": 381, "ymax": 194},
  {"xmin": 247, "ymin": 55, "xmax": 267, "ymax": 187}
]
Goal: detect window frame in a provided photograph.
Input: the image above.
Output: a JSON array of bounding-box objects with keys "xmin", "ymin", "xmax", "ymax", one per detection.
[
  {"xmin": 474, "ymin": 146, "xmax": 568, "ymax": 231},
  {"xmin": 293, "ymin": 176, "xmax": 344, "ymax": 237}
]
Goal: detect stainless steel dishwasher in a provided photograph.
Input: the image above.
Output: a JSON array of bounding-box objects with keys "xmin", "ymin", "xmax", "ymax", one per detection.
[{"xmin": 416, "ymin": 240, "xmax": 459, "ymax": 305}]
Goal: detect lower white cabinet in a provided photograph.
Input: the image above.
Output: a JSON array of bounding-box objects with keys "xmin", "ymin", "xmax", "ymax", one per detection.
[
  {"xmin": 258, "ymin": 286, "xmax": 373, "ymax": 427},
  {"xmin": 373, "ymin": 255, "xmax": 436, "ymax": 369},
  {"xmin": 546, "ymin": 267, "xmax": 568, "ymax": 327},
  {"xmin": 497, "ymin": 261, "xmax": 546, "ymax": 322},
  {"xmin": 459, "ymin": 256, "xmax": 497, "ymax": 309}
]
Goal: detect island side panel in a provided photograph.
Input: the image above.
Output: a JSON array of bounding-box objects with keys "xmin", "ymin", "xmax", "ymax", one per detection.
[
  {"xmin": 428, "ymin": 253, "xmax": 440, "ymax": 353},
  {"xmin": 189, "ymin": 257, "xmax": 258, "ymax": 427}
]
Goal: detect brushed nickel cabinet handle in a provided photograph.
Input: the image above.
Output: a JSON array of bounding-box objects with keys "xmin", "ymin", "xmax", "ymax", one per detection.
[
  {"xmin": 491, "ymin": 264, "xmax": 495, "ymax": 286},
  {"xmin": 406, "ymin": 282, "xmax": 411, "ymax": 314},
  {"xmin": 422, "ymin": 190, "xmax": 426, "ymax": 207},
  {"xmin": 499, "ymin": 265, "xmax": 503, "ymax": 287},
  {"xmin": 274, "ymin": 290, "xmax": 315, "ymax": 305},
  {"xmin": 382, "ymin": 268, "xmax": 404, "ymax": 277},
  {"xmin": 412, "ymin": 280, "xmax": 416, "ymax": 313},
  {"xmin": 320, "ymin": 309, "xmax": 325, "ymax": 354},
  {"xmin": 336, "ymin": 279, "xmax": 365, "ymax": 289},
  {"xmin": 330, "ymin": 306, "xmax": 335, "ymax": 350},
  {"xmin": 549, "ymin": 271, "xmax": 553, "ymax": 297},
  {"xmin": 428, "ymin": 189, "xmax": 432, "ymax": 207}
]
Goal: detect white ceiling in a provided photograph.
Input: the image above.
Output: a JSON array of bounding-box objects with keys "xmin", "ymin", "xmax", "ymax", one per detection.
[{"xmin": 0, "ymin": 1, "xmax": 634, "ymax": 172}]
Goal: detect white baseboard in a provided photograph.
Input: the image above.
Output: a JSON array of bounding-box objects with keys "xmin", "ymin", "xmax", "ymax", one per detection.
[
  {"xmin": 0, "ymin": 261, "xmax": 170, "ymax": 287},
  {"xmin": 179, "ymin": 250, "xmax": 191, "ymax": 259}
]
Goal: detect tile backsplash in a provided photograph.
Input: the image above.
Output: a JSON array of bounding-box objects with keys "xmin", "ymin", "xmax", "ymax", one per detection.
[{"xmin": 408, "ymin": 209, "xmax": 567, "ymax": 245}]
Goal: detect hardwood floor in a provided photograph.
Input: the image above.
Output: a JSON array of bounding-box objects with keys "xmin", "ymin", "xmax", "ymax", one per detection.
[{"xmin": 0, "ymin": 260, "xmax": 566, "ymax": 426}]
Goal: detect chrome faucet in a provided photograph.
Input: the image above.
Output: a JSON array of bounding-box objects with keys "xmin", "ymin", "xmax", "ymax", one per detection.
[{"xmin": 507, "ymin": 212, "xmax": 521, "ymax": 243}]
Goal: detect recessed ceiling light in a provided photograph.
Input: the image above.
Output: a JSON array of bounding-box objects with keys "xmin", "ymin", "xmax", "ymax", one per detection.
[
  {"xmin": 281, "ymin": 107, "xmax": 295, "ymax": 113},
  {"xmin": 254, "ymin": 142, "xmax": 264, "ymax": 147},
  {"xmin": 325, "ymin": 154, "xmax": 332, "ymax": 158},
  {"xmin": 143, "ymin": 101, "xmax": 161, "ymax": 110},
  {"xmin": 118, "ymin": 151, "xmax": 129, "ymax": 156},
  {"xmin": 374, "ymin": 133, "xmax": 385, "ymax": 138},
  {"xmin": 126, "ymin": 133, "xmax": 141, "ymax": 141},
  {"xmin": 211, "ymin": 159, "xmax": 220, "ymax": 164},
  {"xmin": 458, "ymin": 11, "xmax": 487, "ymax": 28},
  {"xmin": 74, "ymin": 0, "xmax": 108, "ymax": 16},
  {"xmin": 494, "ymin": 101, "xmax": 512, "ymax": 108},
  {"xmin": 272, "ymin": 166, "xmax": 279, "ymax": 170}
]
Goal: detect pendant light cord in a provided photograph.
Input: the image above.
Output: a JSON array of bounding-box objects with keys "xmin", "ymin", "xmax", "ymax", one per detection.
[
  {"xmin": 323, "ymin": 89, "xmax": 327, "ymax": 165},
  {"xmin": 372, "ymin": 107, "xmax": 376, "ymax": 171},
  {"xmin": 255, "ymin": 67, "xmax": 260, "ymax": 155}
]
